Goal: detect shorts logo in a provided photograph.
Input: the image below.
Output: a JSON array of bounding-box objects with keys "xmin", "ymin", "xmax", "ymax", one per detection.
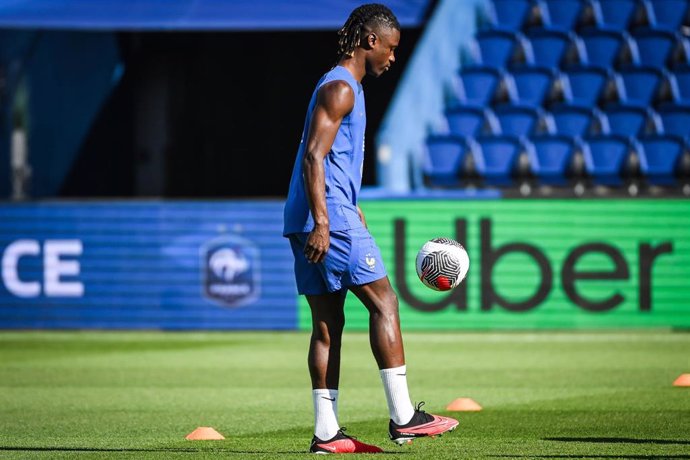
[
  {"xmin": 201, "ymin": 235, "xmax": 260, "ymax": 308},
  {"xmin": 365, "ymin": 253, "xmax": 376, "ymax": 270}
]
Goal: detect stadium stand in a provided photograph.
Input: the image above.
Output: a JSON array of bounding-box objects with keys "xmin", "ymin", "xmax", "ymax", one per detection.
[
  {"xmin": 494, "ymin": 105, "xmax": 545, "ymax": 136},
  {"xmin": 657, "ymin": 105, "xmax": 690, "ymax": 141},
  {"xmin": 527, "ymin": 134, "xmax": 581, "ymax": 185},
  {"xmin": 644, "ymin": 0, "xmax": 689, "ymax": 31},
  {"xmin": 423, "ymin": 135, "xmax": 469, "ymax": 187},
  {"xmin": 424, "ymin": 0, "xmax": 690, "ymax": 194},
  {"xmin": 444, "ymin": 106, "xmax": 499, "ymax": 137},
  {"xmin": 638, "ymin": 134, "xmax": 686, "ymax": 185},
  {"xmin": 473, "ymin": 135, "xmax": 524, "ymax": 185}
]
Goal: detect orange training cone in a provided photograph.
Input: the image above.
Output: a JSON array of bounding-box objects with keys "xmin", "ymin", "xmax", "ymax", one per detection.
[
  {"xmin": 446, "ymin": 398, "xmax": 482, "ymax": 411},
  {"xmin": 185, "ymin": 427, "xmax": 226, "ymax": 440},
  {"xmin": 673, "ymin": 374, "xmax": 690, "ymax": 387}
]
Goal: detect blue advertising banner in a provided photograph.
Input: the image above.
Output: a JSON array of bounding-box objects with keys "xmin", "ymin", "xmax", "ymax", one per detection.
[{"xmin": 0, "ymin": 201, "xmax": 297, "ymax": 329}]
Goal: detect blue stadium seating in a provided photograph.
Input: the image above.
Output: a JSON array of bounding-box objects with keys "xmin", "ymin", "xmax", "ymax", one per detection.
[
  {"xmin": 450, "ymin": 66, "xmax": 509, "ymax": 107},
  {"xmin": 603, "ymin": 106, "xmax": 661, "ymax": 137},
  {"xmin": 550, "ymin": 105, "xmax": 607, "ymax": 137},
  {"xmin": 632, "ymin": 29, "xmax": 676, "ymax": 67},
  {"xmin": 561, "ymin": 67, "xmax": 610, "ymax": 106},
  {"xmin": 511, "ymin": 67, "xmax": 555, "ymax": 107},
  {"xmin": 487, "ymin": 0, "xmax": 535, "ymax": 30},
  {"xmin": 445, "ymin": 107, "xmax": 500, "ymax": 137},
  {"xmin": 423, "ymin": 136, "xmax": 469, "ymax": 186},
  {"xmin": 542, "ymin": 0, "xmax": 583, "ymax": 32},
  {"xmin": 580, "ymin": 29, "xmax": 636, "ymax": 68},
  {"xmin": 669, "ymin": 65, "xmax": 690, "ymax": 104},
  {"xmin": 617, "ymin": 67, "xmax": 665, "ymax": 107},
  {"xmin": 526, "ymin": 29, "xmax": 573, "ymax": 68},
  {"xmin": 527, "ymin": 134, "xmax": 579, "ymax": 185},
  {"xmin": 645, "ymin": 0, "xmax": 689, "ymax": 32},
  {"xmin": 583, "ymin": 135, "xmax": 632, "ymax": 185},
  {"xmin": 474, "ymin": 30, "xmax": 529, "ymax": 68},
  {"xmin": 494, "ymin": 105, "xmax": 543, "ymax": 136},
  {"xmin": 638, "ymin": 135, "xmax": 685, "ymax": 185},
  {"xmin": 657, "ymin": 105, "xmax": 690, "ymax": 140},
  {"xmin": 591, "ymin": 0, "xmax": 639, "ymax": 31},
  {"xmin": 473, "ymin": 135, "xmax": 523, "ymax": 185},
  {"xmin": 429, "ymin": 0, "xmax": 690, "ymax": 192}
]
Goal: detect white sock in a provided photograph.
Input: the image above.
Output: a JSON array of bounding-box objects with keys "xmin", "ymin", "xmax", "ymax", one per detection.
[
  {"xmin": 380, "ymin": 365, "xmax": 415, "ymax": 425},
  {"xmin": 313, "ymin": 389, "xmax": 340, "ymax": 440}
]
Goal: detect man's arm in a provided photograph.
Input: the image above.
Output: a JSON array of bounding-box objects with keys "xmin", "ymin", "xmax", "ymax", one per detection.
[{"xmin": 302, "ymin": 80, "xmax": 355, "ymax": 264}]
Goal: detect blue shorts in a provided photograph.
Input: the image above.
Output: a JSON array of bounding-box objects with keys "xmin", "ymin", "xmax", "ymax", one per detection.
[{"xmin": 288, "ymin": 227, "xmax": 388, "ymax": 295}]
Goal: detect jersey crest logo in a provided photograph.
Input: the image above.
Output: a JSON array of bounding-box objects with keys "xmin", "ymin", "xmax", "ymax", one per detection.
[{"xmin": 365, "ymin": 253, "xmax": 376, "ymax": 270}]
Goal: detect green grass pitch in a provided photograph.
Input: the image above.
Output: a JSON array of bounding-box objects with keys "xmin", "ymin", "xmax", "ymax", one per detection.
[{"xmin": 0, "ymin": 331, "xmax": 689, "ymax": 459}]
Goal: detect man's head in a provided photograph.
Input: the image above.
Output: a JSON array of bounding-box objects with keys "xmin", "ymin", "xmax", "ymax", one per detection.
[{"xmin": 337, "ymin": 4, "xmax": 400, "ymax": 77}]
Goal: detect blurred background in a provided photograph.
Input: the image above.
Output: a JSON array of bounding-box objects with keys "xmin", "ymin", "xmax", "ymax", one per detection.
[{"xmin": 1, "ymin": 0, "xmax": 689, "ymax": 331}]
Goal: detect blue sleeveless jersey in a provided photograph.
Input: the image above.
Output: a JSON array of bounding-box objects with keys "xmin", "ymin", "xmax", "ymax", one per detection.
[{"xmin": 283, "ymin": 66, "xmax": 367, "ymax": 236}]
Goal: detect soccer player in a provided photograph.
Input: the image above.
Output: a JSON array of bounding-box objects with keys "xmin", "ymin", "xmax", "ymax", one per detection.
[{"xmin": 283, "ymin": 4, "xmax": 459, "ymax": 454}]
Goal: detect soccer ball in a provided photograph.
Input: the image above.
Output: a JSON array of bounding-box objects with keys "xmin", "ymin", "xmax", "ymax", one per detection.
[{"xmin": 415, "ymin": 238, "xmax": 470, "ymax": 291}]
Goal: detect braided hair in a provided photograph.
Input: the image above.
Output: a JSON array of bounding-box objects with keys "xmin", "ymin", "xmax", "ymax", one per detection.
[{"xmin": 337, "ymin": 4, "xmax": 400, "ymax": 58}]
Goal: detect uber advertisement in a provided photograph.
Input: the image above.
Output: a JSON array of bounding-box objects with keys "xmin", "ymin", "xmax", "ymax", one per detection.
[
  {"xmin": 299, "ymin": 199, "xmax": 690, "ymax": 330},
  {"xmin": 0, "ymin": 202, "xmax": 297, "ymax": 329}
]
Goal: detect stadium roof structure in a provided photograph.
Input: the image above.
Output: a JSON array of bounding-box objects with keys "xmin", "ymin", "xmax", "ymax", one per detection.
[{"xmin": 0, "ymin": 0, "xmax": 431, "ymax": 31}]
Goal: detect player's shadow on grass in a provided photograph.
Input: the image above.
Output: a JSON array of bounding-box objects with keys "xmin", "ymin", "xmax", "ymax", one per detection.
[{"xmin": 544, "ymin": 437, "xmax": 690, "ymax": 445}]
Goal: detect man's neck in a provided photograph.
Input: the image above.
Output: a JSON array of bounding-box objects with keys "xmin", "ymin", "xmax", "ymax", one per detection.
[{"xmin": 338, "ymin": 55, "xmax": 366, "ymax": 82}]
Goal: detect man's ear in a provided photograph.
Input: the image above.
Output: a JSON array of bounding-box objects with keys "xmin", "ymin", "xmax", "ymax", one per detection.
[{"xmin": 365, "ymin": 32, "xmax": 377, "ymax": 49}]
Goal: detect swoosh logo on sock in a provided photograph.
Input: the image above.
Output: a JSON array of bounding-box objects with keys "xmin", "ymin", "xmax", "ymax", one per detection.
[
  {"xmin": 396, "ymin": 373, "xmax": 406, "ymax": 376},
  {"xmin": 321, "ymin": 396, "xmax": 336, "ymax": 401}
]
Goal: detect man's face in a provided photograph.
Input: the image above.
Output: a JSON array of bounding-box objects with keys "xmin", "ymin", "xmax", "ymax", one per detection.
[{"xmin": 365, "ymin": 27, "xmax": 400, "ymax": 78}]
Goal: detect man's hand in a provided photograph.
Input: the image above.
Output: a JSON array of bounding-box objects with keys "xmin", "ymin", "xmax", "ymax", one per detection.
[{"xmin": 304, "ymin": 223, "xmax": 330, "ymax": 263}]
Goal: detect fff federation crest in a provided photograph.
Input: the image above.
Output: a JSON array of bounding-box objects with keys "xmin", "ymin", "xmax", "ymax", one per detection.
[{"xmin": 201, "ymin": 235, "xmax": 261, "ymax": 308}]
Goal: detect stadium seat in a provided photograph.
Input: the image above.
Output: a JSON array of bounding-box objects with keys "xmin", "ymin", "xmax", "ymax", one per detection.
[
  {"xmin": 645, "ymin": 0, "xmax": 689, "ymax": 32},
  {"xmin": 657, "ymin": 105, "xmax": 690, "ymax": 140},
  {"xmin": 449, "ymin": 66, "xmax": 510, "ymax": 107},
  {"xmin": 423, "ymin": 135, "xmax": 469, "ymax": 186},
  {"xmin": 511, "ymin": 67, "xmax": 555, "ymax": 107},
  {"xmin": 669, "ymin": 36, "xmax": 690, "ymax": 68},
  {"xmin": 473, "ymin": 30, "xmax": 531, "ymax": 68},
  {"xmin": 617, "ymin": 67, "xmax": 665, "ymax": 107},
  {"xmin": 550, "ymin": 105, "xmax": 607, "ymax": 137},
  {"xmin": 669, "ymin": 65, "xmax": 690, "ymax": 104},
  {"xmin": 494, "ymin": 105, "xmax": 544, "ymax": 136},
  {"xmin": 582, "ymin": 135, "xmax": 632, "ymax": 185},
  {"xmin": 526, "ymin": 134, "xmax": 579, "ymax": 185},
  {"xmin": 486, "ymin": 0, "xmax": 536, "ymax": 30},
  {"xmin": 472, "ymin": 135, "xmax": 523, "ymax": 185},
  {"xmin": 445, "ymin": 107, "xmax": 500, "ymax": 137},
  {"xmin": 603, "ymin": 106, "xmax": 661, "ymax": 138},
  {"xmin": 632, "ymin": 29, "xmax": 676, "ymax": 68},
  {"xmin": 542, "ymin": 0, "xmax": 583, "ymax": 32},
  {"xmin": 579, "ymin": 29, "xmax": 637, "ymax": 69},
  {"xmin": 591, "ymin": 0, "xmax": 639, "ymax": 30},
  {"xmin": 526, "ymin": 29, "xmax": 579, "ymax": 68},
  {"xmin": 638, "ymin": 135, "xmax": 686, "ymax": 185},
  {"xmin": 561, "ymin": 67, "xmax": 610, "ymax": 106}
]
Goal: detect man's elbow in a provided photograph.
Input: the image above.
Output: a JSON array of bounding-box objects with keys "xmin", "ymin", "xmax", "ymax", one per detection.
[{"xmin": 303, "ymin": 151, "xmax": 324, "ymax": 169}]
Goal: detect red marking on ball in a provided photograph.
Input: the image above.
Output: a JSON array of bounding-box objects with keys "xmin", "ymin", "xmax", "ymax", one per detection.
[{"xmin": 436, "ymin": 276, "xmax": 451, "ymax": 291}]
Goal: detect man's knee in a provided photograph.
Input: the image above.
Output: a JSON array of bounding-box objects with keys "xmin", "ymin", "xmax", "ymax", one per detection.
[{"xmin": 368, "ymin": 289, "xmax": 399, "ymax": 317}]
